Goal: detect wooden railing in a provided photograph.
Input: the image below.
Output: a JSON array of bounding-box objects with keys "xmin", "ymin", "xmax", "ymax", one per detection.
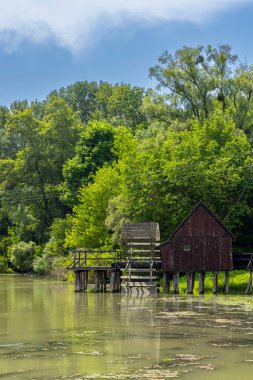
[
  {"xmin": 66, "ymin": 249, "xmax": 126, "ymax": 269},
  {"xmin": 233, "ymin": 253, "xmax": 253, "ymax": 270}
]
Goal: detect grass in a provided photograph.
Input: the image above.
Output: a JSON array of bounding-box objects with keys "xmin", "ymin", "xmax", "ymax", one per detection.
[{"xmin": 160, "ymin": 270, "xmax": 252, "ymax": 295}]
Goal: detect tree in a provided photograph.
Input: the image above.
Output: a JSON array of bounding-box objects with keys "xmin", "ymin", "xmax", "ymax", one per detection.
[
  {"xmin": 52, "ymin": 81, "xmax": 98, "ymax": 123},
  {"xmin": 149, "ymin": 45, "xmax": 238, "ymax": 122},
  {"xmin": 66, "ymin": 166, "xmax": 122, "ymax": 249},
  {"xmin": 0, "ymin": 96, "xmax": 82, "ymax": 245},
  {"xmin": 61, "ymin": 121, "xmax": 117, "ymax": 206}
]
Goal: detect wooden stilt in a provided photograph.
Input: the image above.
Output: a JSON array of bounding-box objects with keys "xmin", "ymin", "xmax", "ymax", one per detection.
[
  {"xmin": 74, "ymin": 271, "xmax": 81, "ymax": 292},
  {"xmin": 74, "ymin": 271, "xmax": 87, "ymax": 292},
  {"xmin": 94, "ymin": 270, "xmax": 101, "ymax": 292},
  {"xmin": 110, "ymin": 269, "xmax": 121, "ymax": 293},
  {"xmin": 199, "ymin": 272, "xmax": 205, "ymax": 294},
  {"xmin": 213, "ymin": 272, "xmax": 218, "ymax": 294},
  {"xmin": 225, "ymin": 271, "xmax": 229, "ymax": 294},
  {"xmin": 103, "ymin": 271, "xmax": 107, "ymax": 292},
  {"xmin": 245, "ymin": 271, "xmax": 252, "ymax": 295},
  {"xmin": 163, "ymin": 272, "xmax": 170, "ymax": 293},
  {"xmin": 173, "ymin": 272, "xmax": 179, "ymax": 294},
  {"xmin": 186, "ymin": 272, "xmax": 195, "ymax": 294}
]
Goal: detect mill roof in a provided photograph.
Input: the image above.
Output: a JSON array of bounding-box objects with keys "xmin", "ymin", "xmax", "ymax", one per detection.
[{"xmin": 161, "ymin": 201, "xmax": 233, "ymax": 246}]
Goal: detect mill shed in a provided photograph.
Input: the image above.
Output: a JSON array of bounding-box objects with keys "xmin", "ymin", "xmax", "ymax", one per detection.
[{"xmin": 161, "ymin": 202, "xmax": 233, "ymax": 293}]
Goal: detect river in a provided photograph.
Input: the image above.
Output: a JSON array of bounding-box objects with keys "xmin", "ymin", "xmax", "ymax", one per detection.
[{"xmin": 0, "ymin": 275, "xmax": 253, "ymax": 379}]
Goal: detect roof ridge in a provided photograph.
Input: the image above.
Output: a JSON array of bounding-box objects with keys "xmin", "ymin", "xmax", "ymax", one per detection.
[{"xmin": 161, "ymin": 201, "xmax": 233, "ymax": 246}]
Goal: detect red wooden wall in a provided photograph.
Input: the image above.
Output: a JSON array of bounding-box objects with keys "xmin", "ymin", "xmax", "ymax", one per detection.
[{"xmin": 161, "ymin": 203, "xmax": 233, "ymax": 272}]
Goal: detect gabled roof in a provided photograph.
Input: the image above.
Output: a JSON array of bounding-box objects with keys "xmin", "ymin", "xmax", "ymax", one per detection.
[{"xmin": 161, "ymin": 201, "xmax": 234, "ymax": 246}]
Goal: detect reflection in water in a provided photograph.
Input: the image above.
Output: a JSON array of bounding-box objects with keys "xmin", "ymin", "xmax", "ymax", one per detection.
[{"xmin": 0, "ymin": 275, "xmax": 253, "ymax": 379}]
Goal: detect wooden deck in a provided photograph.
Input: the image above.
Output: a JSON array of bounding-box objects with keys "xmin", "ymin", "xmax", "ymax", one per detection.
[{"xmin": 67, "ymin": 250, "xmax": 126, "ymax": 292}]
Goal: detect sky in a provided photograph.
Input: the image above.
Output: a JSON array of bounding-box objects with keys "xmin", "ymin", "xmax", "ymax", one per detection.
[{"xmin": 0, "ymin": 0, "xmax": 253, "ymax": 107}]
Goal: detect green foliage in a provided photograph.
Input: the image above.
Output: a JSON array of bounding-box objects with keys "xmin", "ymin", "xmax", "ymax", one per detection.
[
  {"xmin": 1, "ymin": 44, "xmax": 253, "ymax": 275},
  {"xmin": 44, "ymin": 216, "xmax": 72, "ymax": 256},
  {"xmin": 33, "ymin": 254, "xmax": 51, "ymax": 275},
  {"xmin": 66, "ymin": 166, "xmax": 121, "ymax": 249},
  {"xmin": 62, "ymin": 121, "xmax": 117, "ymax": 206},
  {"xmin": 10, "ymin": 241, "xmax": 36, "ymax": 272}
]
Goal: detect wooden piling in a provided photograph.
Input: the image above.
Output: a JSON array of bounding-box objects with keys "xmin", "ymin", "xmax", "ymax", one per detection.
[
  {"xmin": 94, "ymin": 270, "xmax": 101, "ymax": 292},
  {"xmin": 110, "ymin": 269, "xmax": 121, "ymax": 293},
  {"xmin": 245, "ymin": 271, "xmax": 252, "ymax": 295},
  {"xmin": 213, "ymin": 272, "xmax": 218, "ymax": 294},
  {"xmin": 186, "ymin": 272, "xmax": 195, "ymax": 294},
  {"xmin": 198, "ymin": 272, "xmax": 205, "ymax": 294},
  {"xmin": 74, "ymin": 270, "xmax": 88, "ymax": 292},
  {"xmin": 163, "ymin": 272, "xmax": 170, "ymax": 293},
  {"xmin": 225, "ymin": 271, "xmax": 229, "ymax": 294},
  {"xmin": 94, "ymin": 270, "xmax": 107, "ymax": 293},
  {"xmin": 173, "ymin": 272, "xmax": 179, "ymax": 294}
]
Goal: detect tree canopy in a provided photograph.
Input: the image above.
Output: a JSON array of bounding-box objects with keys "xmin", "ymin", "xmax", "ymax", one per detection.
[{"xmin": 1, "ymin": 43, "xmax": 253, "ymax": 273}]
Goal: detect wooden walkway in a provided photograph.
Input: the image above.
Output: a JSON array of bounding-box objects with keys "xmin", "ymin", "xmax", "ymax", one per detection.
[{"xmin": 67, "ymin": 250, "xmax": 126, "ymax": 292}]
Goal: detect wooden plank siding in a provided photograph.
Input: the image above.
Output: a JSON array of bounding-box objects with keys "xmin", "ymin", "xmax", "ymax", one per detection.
[{"xmin": 161, "ymin": 202, "xmax": 233, "ymax": 273}]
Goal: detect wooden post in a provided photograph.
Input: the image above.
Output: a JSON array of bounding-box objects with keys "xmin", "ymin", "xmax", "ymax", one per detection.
[
  {"xmin": 173, "ymin": 272, "xmax": 179, "ymax": 294},
  {"xmin": 94, "ymin": 270, "xmax": 101, "ymax": 292},
  {"xmin": 199, "ymin": 272, "xmax": 205, "ymax": 294},
  {"xmin": 186, "ymin": 272, "xmax": 195, "ymax": 294},
  {"xmin": 163, "ymin": 272, "xmax": 170, "ymax": 293},
  {"xmin": 103, "ymin": 271, "xmax": 107, "ymax": 292},
  {"xmin": 213, "ymin": 272, "xmax": 218, "ymax": 294},
  {"xmin": 110, "ymin": 269, "xmax": 121, "ymax": 293},
  {"xmin": 74, "ymin": 271, "xmax": 87, "ymax": 292},
  {"xmin": 94, "ymin": 270, "xmax": 107, "ymax": 292},
  {"xmin": 225, "ymin": 271, "xmax": 229, "ymax": 294},
  {"xmin": 84, "ymin": 271, "xmax": 88, "ymax": 291},
  {"xmin": 74, "ymin": 271, "xmax": 80, "ymax": 292},
  {"xmin": 245, "ymin": 271, "xmax": 252, "ymax": 295}
]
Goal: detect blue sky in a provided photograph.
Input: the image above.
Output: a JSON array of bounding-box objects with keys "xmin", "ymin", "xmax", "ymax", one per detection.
[{"xmin": 0, "ymin": 0, "xmax": 253, "ymax": 107}]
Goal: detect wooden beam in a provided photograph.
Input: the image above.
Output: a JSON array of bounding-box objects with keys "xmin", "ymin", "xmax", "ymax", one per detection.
[
  {"xmin": 173, "ymin": 272, "xmax": 179, "ymax": 294},
  {"xmin": 245, "ymin": 271, "xmax": 252, "ymax": 295},
  {"xmin": 199, "ymin": 272, "xmax": 205, "ymax": 294},
  {"xmin": 110, "ymin": 269, "xmax": 121, "ymax": 293},
  {"xmin": 213, "ymin": 272, "xmax": 218, "ymax": 294},
  {"xmin": 74, "ymin": 270, "xmax": 88, "ymax": 292},
  {"xmin": 187, "ymin": 272, "xmax": 195, "ymax": 294},
  {"xmin": 163, "ymin": 272, "xmax": 170, "ymax": 293},
  {"xmin": 225, "ymin": 271, "xmax": 229, "ymax": 294}
]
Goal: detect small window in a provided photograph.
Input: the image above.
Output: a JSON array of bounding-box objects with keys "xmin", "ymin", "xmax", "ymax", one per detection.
[{"xmin": 184, "ymin": 245, "xmax": 191, "ymax": 252}]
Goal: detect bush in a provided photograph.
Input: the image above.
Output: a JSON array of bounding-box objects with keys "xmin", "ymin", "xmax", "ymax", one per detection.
[
  {"xmin": 10, "ymin": 241, "xmax": 36, "ymax": 272},
  {"xmin": 0, "ymin": 256, "xmax": 12, "ymax": 273},
  {"xmin": 33, "ymin": 254, "xmax": 51, "ymax": 275}
]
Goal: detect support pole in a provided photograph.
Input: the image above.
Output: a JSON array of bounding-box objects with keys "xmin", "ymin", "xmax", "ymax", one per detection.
[
  {"xmin": 173, "ymin": 272, "xmax": 179, "ymax": 294},
  {"xmin": 163, "ymin": 272, "xmax": 170, "ymax": 293},
  {"xmin": 186, "ymin": 272, "xmax": 195, "ymax": 294},
  {"xmin": 199, "ymin": 272, "xmax": 206, "ymax": 294},
  {"xmin": 103, "ymin": 271, "xmax": 107, "ymax": 293},
  {"xmin": 110, "ymin": 269, "xmax": 121, "ymax": 293},
  {"xmin": 94, "ymin": 270, "xmax": 101, "ymax": 292},
  {"xmin": 245, "ymin": 271, "xmax": 252, "ymax": 295},
  {"xmin": 74, "ymin": 271, "xmax": 87, "ymax": 292},
  {"xmin": 213, "ymin": 272, "xmax": 219, "ymax": 294},
  {"xmin": 225, "ymin": 271, "xmax": 229, "ymax": 294}
]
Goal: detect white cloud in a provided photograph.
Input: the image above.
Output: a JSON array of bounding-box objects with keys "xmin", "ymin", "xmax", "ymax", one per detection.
[{"xmin": 0, "ymin": 0, "xmax": 250, "ymax": 52}]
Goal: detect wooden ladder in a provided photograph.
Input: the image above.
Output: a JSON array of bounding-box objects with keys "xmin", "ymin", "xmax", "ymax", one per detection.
[{"xmin": 121, "ymin": 222, "xmax": 160, "ymax": 294}]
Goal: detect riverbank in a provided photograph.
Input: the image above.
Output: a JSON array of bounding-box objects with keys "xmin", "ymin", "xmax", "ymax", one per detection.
[
  {"xmin": 169, "ymin": 270, "xmax": 252, "ymax": 295},
  {"xmin": 1, "ymin": 268, "xmax": 252, "ymax": 295}
]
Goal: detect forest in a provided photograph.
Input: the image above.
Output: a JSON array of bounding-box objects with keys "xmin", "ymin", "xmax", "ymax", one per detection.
[{"xmin": 0, "ymin": 44, "xmax": 253, "ymax": 275}]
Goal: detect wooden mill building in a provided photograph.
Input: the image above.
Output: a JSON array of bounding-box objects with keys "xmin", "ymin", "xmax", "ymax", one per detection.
[{"xmin": 161, "ymin": 201, "xmax": 233, "ymax": 294}]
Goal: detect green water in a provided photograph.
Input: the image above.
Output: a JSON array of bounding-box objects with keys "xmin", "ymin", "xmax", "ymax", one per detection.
[{"xmin": 1, "ymin": 275, "xmax": 253, "ymax": 379}]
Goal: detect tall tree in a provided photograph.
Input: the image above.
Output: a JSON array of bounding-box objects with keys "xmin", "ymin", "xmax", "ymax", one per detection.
[{"xmin": 149, "ymin": 45, "xmax": 238, "ymax": 122}]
